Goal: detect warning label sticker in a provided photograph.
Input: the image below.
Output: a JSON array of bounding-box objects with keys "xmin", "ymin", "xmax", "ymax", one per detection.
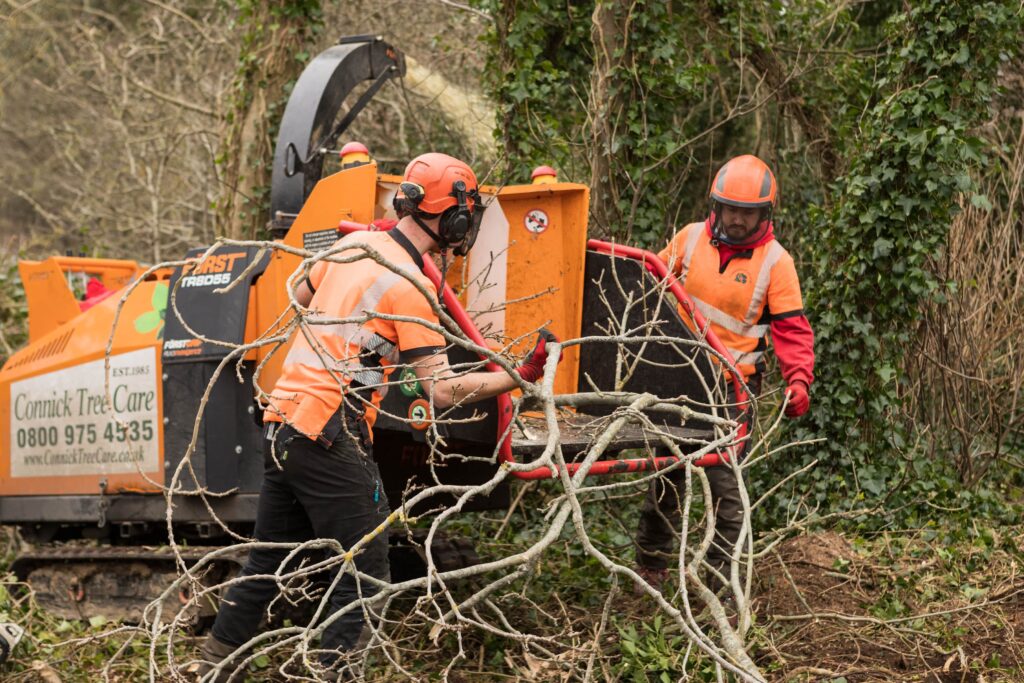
[
  {"xmin": 9, "ymin": 347, "xmax": 161, "ymax": 478},
  {"xmin": 524, "ymin": 209, "xmax": 549, "ymax": 234},
  {"xmin": 303, "ymin": 228, "xmax": 341, "ymax": 253}
]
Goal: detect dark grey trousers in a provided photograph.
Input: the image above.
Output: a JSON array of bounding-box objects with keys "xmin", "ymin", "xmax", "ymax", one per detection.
[
  {"xmin": 211, "ymin": 421, "xmax": 390, "ymax": 670},
  {"xmin": 635, "ymin": 464, "xmax": 744, "ymax": 586},
  {"xmin": 635, "ymin": 380, "xmax": 756, "ymax": 591}
]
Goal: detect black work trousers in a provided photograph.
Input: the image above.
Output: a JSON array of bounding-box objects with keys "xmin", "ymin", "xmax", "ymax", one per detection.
[
  {"xmin": 211, "ymin": 422, "xmax": 390, "ymax": 669},
  {"xmin": 635, "ymin": 379, "xmax": 756, "ymax": 591}
]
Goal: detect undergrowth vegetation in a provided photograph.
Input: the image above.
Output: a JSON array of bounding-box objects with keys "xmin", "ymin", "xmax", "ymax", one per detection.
[{"xmin": 2, "ymin": 482, "xmax": 1021, "ymax": 681}]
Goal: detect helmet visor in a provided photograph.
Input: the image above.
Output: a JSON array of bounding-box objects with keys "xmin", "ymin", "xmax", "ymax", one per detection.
[{"xmin": 710, "ymin": 199, "xmax": 772, "ymax": 246}]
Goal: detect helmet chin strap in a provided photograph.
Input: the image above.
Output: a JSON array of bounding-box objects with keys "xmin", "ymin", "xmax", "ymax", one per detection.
[
  {"xmin": 412, "ymin": 213, "xmax": 446, "ymax": 249},
  {"xmin": 411, "ymin": 213, "xmax": 457, "ymax": 312}
]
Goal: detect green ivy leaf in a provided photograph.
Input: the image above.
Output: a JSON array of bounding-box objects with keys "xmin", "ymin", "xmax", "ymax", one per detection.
[
  {"xmin": 970, "ymin": 193, "xmax": 992, "ymax": 210},
  {"xmin": 872, "ymin": 238, "xmax": 894, "ymax": 259}
]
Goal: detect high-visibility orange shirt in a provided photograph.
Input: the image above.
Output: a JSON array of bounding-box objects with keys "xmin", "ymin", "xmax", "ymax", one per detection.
[
  {"xmin": 264, "ymin": 230, "xmax": 446, "ymax": 441},
  {"xmin": 659, "ymin": 222, "xmax": 805, "ymax": 380}
]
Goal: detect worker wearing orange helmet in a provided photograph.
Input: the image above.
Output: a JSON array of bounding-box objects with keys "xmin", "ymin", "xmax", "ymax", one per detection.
[
  {"xmin": 199, "ymin": 153, "xmax": 557, "ymax": 679},
  {"xmin": 635, "ymin": 154, "xmax": 815, "ymax": 597}
]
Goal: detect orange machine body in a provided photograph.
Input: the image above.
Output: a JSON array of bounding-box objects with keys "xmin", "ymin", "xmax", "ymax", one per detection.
[
  {"xmin": 0, "ymin": 273, "xmax": 169, "ymax": 496},
  {"xmin": 0, "ymin": 161, "xmax": 591, "ymax": 497}
]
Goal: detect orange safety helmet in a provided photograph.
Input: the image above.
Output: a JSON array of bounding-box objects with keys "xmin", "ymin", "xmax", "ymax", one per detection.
[
  {"xmin": 393, "ymin": 153, "xmax": 486, "ymax": 256},
  {"xmin": 395, "ymin": 153, "xmax": 479, "ymax": 214},
  {"xmin": 708, "ymin": 155, "xmax": 777, "ymax": 245}
]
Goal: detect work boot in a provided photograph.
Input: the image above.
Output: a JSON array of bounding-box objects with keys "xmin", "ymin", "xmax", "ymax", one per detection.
[
  {"xmin": 633, "ymin": 566, "xmax": 669, "ymax": 596},
  {"xmin": 185, "ymin": 634, "xmax": 242, "ymax": 683}
]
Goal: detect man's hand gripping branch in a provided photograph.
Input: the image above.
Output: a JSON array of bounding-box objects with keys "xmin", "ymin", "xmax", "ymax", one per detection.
[{"xmin": 411, "ymin": 328, "xmax": 561, "ymax": 408}]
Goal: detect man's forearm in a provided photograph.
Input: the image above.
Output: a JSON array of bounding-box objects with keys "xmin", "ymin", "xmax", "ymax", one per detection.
[
  {"xmin": 771, "ymin": 314, "xmax": 815, "ymax": 386},
  {"xmin": 433, "ymin": 370, "xmax": 519, "ymax": 408}
]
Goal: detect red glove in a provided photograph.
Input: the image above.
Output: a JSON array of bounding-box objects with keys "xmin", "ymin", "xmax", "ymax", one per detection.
[
  {"xmin": 515, "ymin": 329, "xmax": 560, "ymax": 383},
  {"xmin": 784, "ymin": 381, "xmax": 810, "ymax": 418}
]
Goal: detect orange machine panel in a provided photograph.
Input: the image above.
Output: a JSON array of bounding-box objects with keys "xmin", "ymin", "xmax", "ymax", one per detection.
[
  {"xmin": 19, "ymin": 257, "xmax": 144, "ymax": 343},
  {"xmin": 457, "ymin": 183, "xmax": 590, "ymax": 395},
  {"xmin": 0, "ymin": 281, "xmax": 167, "ymax": 496},
  {"xmin": 252, "ymin": 161, "xmax": 380, "ymax": 393},
  {"xmin": 19, "ymin": 260, "xmax": 83, "ymax": 343}
]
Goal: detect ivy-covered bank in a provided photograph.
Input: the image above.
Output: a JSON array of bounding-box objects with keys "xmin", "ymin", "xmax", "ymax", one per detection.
[
  {"xmin": 478, "ymin": 0, "xmax": 1024, "ymax": 524},
  {"xmin": 781, "ymin": 0, "xmax": 1022, "ymax": 523}
]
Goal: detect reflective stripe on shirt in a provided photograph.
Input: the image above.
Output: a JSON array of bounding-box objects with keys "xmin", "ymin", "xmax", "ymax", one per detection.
[
  {"xmin": 690, "ymin": 295, "xmax": 770, "ymax": 339},
  {"xmin": 679, "ymin": 224, "xmax": 704, "ymax": 281},
  {"xmin": 743, "ymin": 241, "xmax": 785, "ymax": 325}
]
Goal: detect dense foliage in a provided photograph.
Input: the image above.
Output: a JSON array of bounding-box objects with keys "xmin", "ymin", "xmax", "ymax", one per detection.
[
  {"xmin": 480, "ymin": 0, "xmax": 1024, "ymax": 523},
  {"xmin": 786, "ymin": 0, "xmax": 1023, "ymax": 520},
  {"xmin": 479, "ymin": 0, "xmax": 735, "ymax": 244}
]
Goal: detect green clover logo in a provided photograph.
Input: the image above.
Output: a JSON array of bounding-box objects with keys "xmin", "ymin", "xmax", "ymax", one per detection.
[
  {"xmin": 398, "ymin": 366, "xmax": 423, "ymax": 397},
  {"xmin": 134, "ymin": 282, "xmax": 168, "ymax": 338}
]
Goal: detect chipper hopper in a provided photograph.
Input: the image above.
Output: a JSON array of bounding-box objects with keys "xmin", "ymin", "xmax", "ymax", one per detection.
[{"xmin": 0, "ymin": 36, "xmax": 746, "ymax": 622}]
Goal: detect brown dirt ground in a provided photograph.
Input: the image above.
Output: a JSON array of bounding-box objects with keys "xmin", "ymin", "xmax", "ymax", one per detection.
[{"xmin": 753, "ymin": 531, "xmax": 1024, "ymax": 682}]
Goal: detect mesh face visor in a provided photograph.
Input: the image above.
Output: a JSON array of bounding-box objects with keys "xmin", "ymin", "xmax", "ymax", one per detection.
[{"xmin": 709, "ymin": 198, "xmax": 773, "ymax": 246}]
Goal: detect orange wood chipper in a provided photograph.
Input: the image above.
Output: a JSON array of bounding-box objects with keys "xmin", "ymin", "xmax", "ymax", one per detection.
[{"xmin": 0, "ymin": 36, "xmax": 744, "ymax": 621}]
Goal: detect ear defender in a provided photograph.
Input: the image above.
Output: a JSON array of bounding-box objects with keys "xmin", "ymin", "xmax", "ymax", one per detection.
[
  {"xmin": 440, "ymin": 181, "xmax": 471, "ymax": 245},
  {"xmin": 440, "ymin": 181, "xmax": 485, "ymax": 256},
  {"xmin": 393, "ymin": 181, "xmax": 426, "ymax": 217}
]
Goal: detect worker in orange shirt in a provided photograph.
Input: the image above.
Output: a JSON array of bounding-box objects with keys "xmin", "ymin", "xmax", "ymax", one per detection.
[
  {"xmin": 198, "ymin": 153, "xmax": 557, "ymax": 679},
  {"xmin": 635, "ymin": 155, "xmax": 815, "ymax": 600}
]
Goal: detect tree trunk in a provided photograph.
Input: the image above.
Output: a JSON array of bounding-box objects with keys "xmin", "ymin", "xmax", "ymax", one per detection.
[
  {"xmin": 493, "ymin": 1, "xmax": 519, "ymax": 178},
  {"xmin": 588, "ymin": 0, "xmax": 630, "ymax": 238},
  {"xmin": 217, "ymin": 1, "xmax": 322, "ymax": 240}
]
